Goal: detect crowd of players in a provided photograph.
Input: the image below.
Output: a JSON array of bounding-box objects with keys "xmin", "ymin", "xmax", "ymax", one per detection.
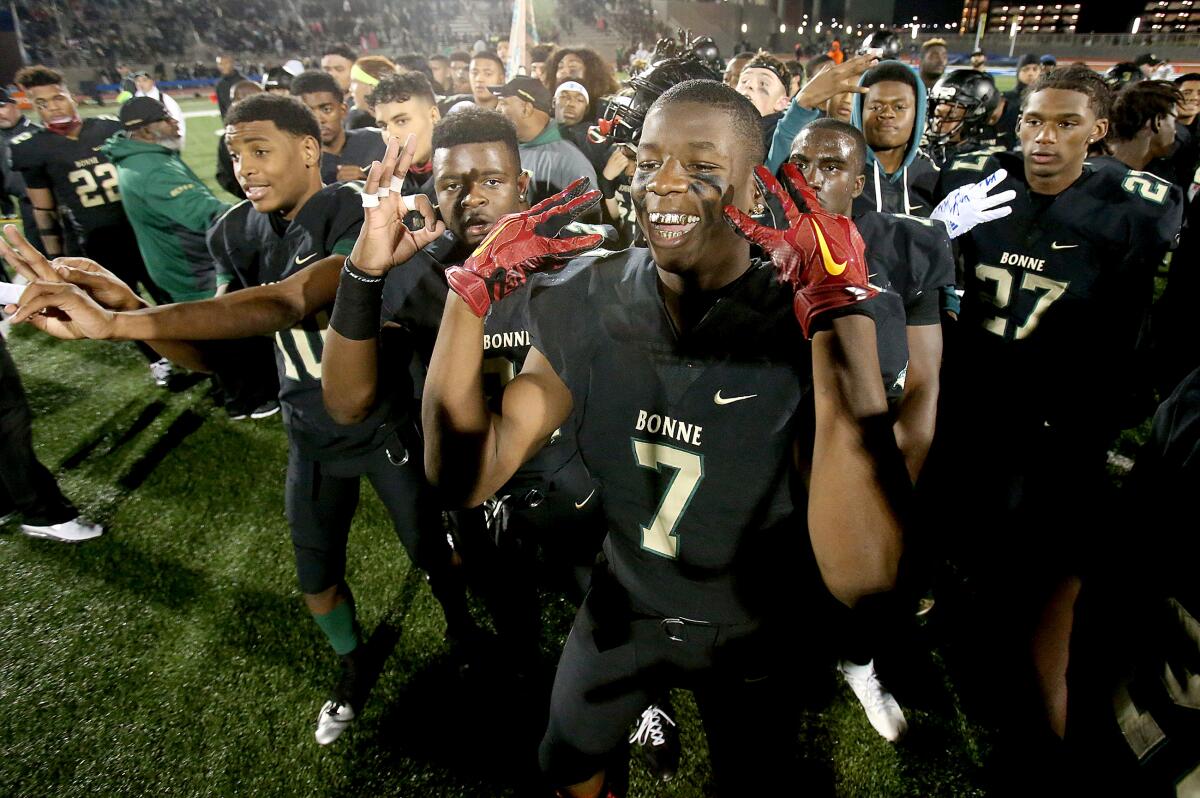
[{"xmin": 1, "ymin": 23, "xmax": 1199, "ymax": 797}]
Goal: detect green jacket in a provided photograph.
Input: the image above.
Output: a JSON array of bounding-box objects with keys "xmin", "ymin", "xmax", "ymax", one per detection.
[{"xmin": 101, "ymin": 134, "xmax": 231, "ymax": 301}]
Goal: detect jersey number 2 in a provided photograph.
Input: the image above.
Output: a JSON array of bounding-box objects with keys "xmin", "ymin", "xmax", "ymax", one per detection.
[
  {"xmin": 68, "ymin": 164, "xmax": 119, "ymax": 207},
  {"xmin": 632, "ymin": 439, "xmax": 704, "ymax": 559}
]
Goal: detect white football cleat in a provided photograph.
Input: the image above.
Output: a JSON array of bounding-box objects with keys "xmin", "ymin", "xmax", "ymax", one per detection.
[
  {"xmin": 315, "ymin": 700, "xmax": 355, "ymax": 745},
  {"xmin": 839, "ymin": 659, "xmax": 908, "ymax": 742},
  {"xmin": 20, "ymin": 516, "xmax": 104, "ymax": 543}
]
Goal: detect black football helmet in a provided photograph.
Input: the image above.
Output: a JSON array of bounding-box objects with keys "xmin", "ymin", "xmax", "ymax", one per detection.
[
  {"xmin": 691, "ymin": 35, "xmax": 723, "ymax": 73},
  {"xmin": 925, "ymin": 68, "xmax": 1001, "ymax": 147},
  {"xmin": 590, "ymin": 39, "xmax": 721, "ymax": 147},
  {"xmin": 1106, "ymin": 62, "xmax": 1145, "ymax": 91},
  {"xmin": 859, "ymin": 30, "xmax": 902, "ymax": 60}
]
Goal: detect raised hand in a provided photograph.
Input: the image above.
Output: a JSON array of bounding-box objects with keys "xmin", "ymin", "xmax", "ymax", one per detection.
[
  {"xmin": 446, "ymin": 178, "xmax": 603, "ymax": 317},
  {"xmin": 795, "ymin": 53, "xmax": 878, "ymax": 111},
  {"xmin": 348, "ymin": 134, "xmax": 447, "ymax": 276},
  {"xmin": 0, "ymin": 224, "xmax": 143, "ymax": 311},
  {"xmin": 930, "ymin": 168, "xmax": 1015, "ymax": 239},
  {"xmin": 724, "ymin": 164, "xmax": 878, "ymax": 338},
  {"xmin": 6, "ymin": 280, "xmax": 118, "ymax": 340}
]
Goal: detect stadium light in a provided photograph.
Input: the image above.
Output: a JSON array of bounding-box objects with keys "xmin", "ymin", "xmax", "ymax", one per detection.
[
  {"xmin": 741, "ymin": 22, "xmax": 748, "ymax": 32},
  {"xmin": 1131, "ymin": 17, "xmax": 1141, "ymax": 33},
  {"xmin": 780, "ymin": 23, "xmax": 786, "ymax": 32}
]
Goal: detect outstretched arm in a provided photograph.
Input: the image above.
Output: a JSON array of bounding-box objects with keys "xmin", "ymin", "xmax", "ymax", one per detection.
[{"xmin": 2, "ymin": 223, "xmax": 340, "ymax": 371}]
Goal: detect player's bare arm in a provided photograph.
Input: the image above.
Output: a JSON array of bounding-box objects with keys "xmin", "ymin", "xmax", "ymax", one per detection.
[
  {"xmin": 322, "ymin": 135, "xmax": 445, "ymax": 424},
  {"xmin": 4, "ymin": 223, "xmax": 344, "ymax": 371},
  {"xmin": 726, "ymin": 163, "xmax": 906, "ymax": 606},
  {"xmin": 23, "ymin": 186, "xmax": 63, "ymax": 257},
  {"xmin": 421, "ymin": 179, "xmax": 602, "ymax": 507},
  {"xmin": 894, "ymin": 323, "xmax": 942, "ymax": 481}
]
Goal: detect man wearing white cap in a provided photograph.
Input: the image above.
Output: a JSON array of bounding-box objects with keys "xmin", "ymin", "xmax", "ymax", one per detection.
[
  {"xmin": 554, "ymin": 79, "xmax": 608, "ymax": 172},
  {"xmin": 132, "ymin": 71, "xmax": 186, "ymax": 146}
]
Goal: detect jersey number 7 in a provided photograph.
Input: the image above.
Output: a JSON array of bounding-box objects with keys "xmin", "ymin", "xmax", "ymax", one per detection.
[{"xmin": 632, "ymin": 439, "xmax": 705, "ymax": 559}]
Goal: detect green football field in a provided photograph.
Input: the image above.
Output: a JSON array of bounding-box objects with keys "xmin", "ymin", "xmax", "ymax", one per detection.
[{"xmin": 0, "ymin": 88, "xmax": 1125, "ymax": 796}]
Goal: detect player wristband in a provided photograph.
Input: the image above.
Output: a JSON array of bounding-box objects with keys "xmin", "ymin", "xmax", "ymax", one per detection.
[{"xmin": 328, "ymin": 258, "xmax": 385, "ymax": 341}]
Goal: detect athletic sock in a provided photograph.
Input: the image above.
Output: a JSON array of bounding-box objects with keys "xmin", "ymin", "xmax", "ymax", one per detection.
[{"xmin": 312, "ymin": 600, "xmax": 360, "ymax": 656}]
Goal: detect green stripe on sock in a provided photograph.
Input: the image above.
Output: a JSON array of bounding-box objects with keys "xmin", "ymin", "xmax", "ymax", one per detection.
[{"xmin": 312, "ymin": 601, "xmax": 359, "ymax": 656}]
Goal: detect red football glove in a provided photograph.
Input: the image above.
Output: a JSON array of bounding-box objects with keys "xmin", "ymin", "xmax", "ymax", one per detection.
[
  {"xmin": 724, "ymin": 164, "xmax": 877, "ymax": 338},
  {"xmin": 446, "ymin": 178, "xmax": 604, "ymax": 317}
]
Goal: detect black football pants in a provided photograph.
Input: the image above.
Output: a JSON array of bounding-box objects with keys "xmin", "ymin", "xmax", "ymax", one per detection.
[
  {"xmin": 538, "ymin": 582, "xmax": 799, "ymax": 795},
  {"xmin": 82, "ymin": 221, "xmax": 172, "ymax": 365},
  {"xmin": 284, "ymin": 425, "xmax": 452, "ymax": 596},
  {"xmin": 0, "ymin": 336, "xmax": 77, "ymax": 525}
]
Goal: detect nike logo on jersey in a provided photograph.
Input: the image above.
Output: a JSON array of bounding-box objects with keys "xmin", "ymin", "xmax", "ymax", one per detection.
[
  {"xmin": 294, "ymin": 252, "xmax": 318, "ymax": 265},
  {"xmin": 907, "ymin": 205, "xmax": 924, "ymax": 212},
  {"xmin": 1050, "ymin": 242, "xmax": 1079, "ymax": 250},
  {"xmin": 713, "ymin": 391, "xmax": 757, "ymax": 405},
  {"xmin": 811, "ymin": 219, "xmax": 847, "ymax": 276},
  {"xmin": 574, "ymin": 489, "xmax": 596, "ymax": 510}
]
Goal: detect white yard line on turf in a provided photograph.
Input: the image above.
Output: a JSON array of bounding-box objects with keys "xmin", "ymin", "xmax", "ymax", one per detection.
[{"xmin": 182, "ymin": 109, "xmax": 221, "ymax": 118}]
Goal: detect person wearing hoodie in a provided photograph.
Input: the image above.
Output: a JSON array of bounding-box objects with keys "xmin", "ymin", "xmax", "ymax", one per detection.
[
  {"xmin": 103, "ymin": 98, "xmax": 229, "ymax": 302},
  {"xmin": 850, "ymin": 61, "xmax": 939, "ymax": 216}
]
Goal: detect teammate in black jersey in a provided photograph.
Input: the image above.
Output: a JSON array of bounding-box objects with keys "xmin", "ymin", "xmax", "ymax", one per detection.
[
  {"xmin": 406, "ymin": 80, "xmax": 907, "ymax": 797},
  {"xmin": 788, "ymin": 118, "xmax": 955, "ymax": 743},
  {"xmin": 321, "ymin": 108, "xmax": 606, "ymax": 674},
  {"xmin": 3, "ymin": 94, "xmax": 473, "ymax": 747},
  {"xmin": 931, "ymin": 65, "xmax": 1184, "ymax": 785},
  {"xmin": 10, "ymin": 65, "xmax": 174, "ymax": 383},
  {"xmin": 289, "ymin": 70, "xmax": 386, "ymax": 185},
  {"xmin": 10, "ymin": 67, "xmax": 166, "ymax": 302}
]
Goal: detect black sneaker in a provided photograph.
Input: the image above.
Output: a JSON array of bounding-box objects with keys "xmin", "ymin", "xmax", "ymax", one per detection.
[
  {"xmin": 629, "ymin": 702, "xmax": 680, "ymax": 782},
  {"xmin": 249, "ymin": 400, "xmax": 281, "ymax": 419}
]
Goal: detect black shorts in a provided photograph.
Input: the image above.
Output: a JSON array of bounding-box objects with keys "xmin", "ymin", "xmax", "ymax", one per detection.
[
  {"xmin": 538, "ymin": 578, "xmax": 801, "ymax": 792},
  {"xmin": 285, "ymin": 424, "xmax": 447, "ymax": 594}
]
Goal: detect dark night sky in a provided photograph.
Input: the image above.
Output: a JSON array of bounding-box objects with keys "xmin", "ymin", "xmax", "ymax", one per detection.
[{"xmin": 890, "ymin": 0, "xmax": 1148, "ymax": 32}]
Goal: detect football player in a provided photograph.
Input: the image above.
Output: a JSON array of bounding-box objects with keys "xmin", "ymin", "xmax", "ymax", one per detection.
[
  {"xmin": 788, "ymin": 118, "xmax": 956, "ymax": 742},
  {"xmin": 321, "ymin": 107, "xmax": 606, "ymax": 676},
  {"xmin": 931, "ymin": 64, "xmax": 1184, "ymax": 785},
  {"xmin": 924, "ymin": 69, "xmax": 1007, "ymax": 167},
  {"xmin": 289, "ymin": 70, "xmax": 385, "ymax": 185},
  {"xmin": 2, "ymin": 94, "xmax": 474, "ymax": 747},
  {"xmin": 410, "ymin": 80, "xmax": 907, "ymax": 796},
  {"xmin": 368, "ymin": 72, "xmax": 442, "ymax": 198},
  {"xmin": 1101, "ymin": 81, "xmax": 1184, "ymax": 177}
]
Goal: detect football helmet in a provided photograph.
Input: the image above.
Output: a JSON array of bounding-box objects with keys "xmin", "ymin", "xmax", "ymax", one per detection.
[{"xmin": 926, "ymin": 68, "xmax": 1001, "ymax": 147}]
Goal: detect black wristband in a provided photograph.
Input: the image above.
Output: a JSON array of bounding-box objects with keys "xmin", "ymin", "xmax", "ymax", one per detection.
[{"xmin": 329, "ymin": 257, "xmax": 385, "ymax": 341}]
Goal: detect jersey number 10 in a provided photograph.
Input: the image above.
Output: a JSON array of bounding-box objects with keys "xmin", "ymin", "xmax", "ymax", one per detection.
[{"xmin": 632, "ymin": 439, "xmax": 704, "ymax": 559}]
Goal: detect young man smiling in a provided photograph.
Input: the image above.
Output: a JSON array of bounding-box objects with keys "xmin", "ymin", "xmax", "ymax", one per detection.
[
  {"xmin": 411, "ymin": 80, "xmax": 907, "ymax": 797},
  {"xmin": 290, "ymin": 70, "xmax": 385, "ymax": 184},
  {"xmin": 3, "ymin": 94, "xmax": 474, "ymax": 748}
]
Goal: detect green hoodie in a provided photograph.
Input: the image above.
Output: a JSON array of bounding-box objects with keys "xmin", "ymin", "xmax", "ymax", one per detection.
[{"xmin": 101, "ymin": 133, "xmax": 231, "ymax": 302}]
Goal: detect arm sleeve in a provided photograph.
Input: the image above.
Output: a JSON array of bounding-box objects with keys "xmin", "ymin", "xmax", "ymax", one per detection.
[
  {"xmin": 10, "ymin": 140, "xmax": 50, "ymax": 190},
  {"xmin": 330, "ymin": 186, "xmax": 365, "ymax": 256},
  {"xmin": 145, "ymin": 165, "xmax": 232, "ymax": 232},
  {"xmin": 766, "ymin": 103, "xmax": 821, "ymax": 173},
  {"xmin": 906, "ymin": 225, "xmax": 956, "ymax": 325}
]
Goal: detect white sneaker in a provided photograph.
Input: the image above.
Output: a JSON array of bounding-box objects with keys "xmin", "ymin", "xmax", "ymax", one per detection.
[
  {"xmin": 20, "ymin": 516, "xmax": 104, "ymax": 543},
  {"xmin": 315, "ymin": 699, "xmax": 355, "ymax": 745},
  {"xmin": 839, "ymin": 659, "xmax": 908, "ymax": 742},
  {"xmin": 148, "ymin": 358, "xmax": 173, "ymax": 387}
]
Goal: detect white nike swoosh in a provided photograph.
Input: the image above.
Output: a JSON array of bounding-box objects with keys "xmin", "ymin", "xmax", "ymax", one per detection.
[
  {"xmin": 574, "ymin": 489, "xmax": 596, "ymax": 510},
  {"xmin": 714, "ymin": 391, "xmax": 757, "ymax": 406},
  {"xmin": 1050, "ymin": 242, "xmax": 1078, "ymax": 250},
  {"xmin": 294, "ymin": 252, "xmax": 318, "ymax": 265},
  {"xmin": 908, "ymin": 205, "xmax": 924, "ymax": 211}
]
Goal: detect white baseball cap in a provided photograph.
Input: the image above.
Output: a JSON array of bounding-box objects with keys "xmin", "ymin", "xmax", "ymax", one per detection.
[{"xmin": 553, "ymin": 80, "xmax": 590, "ymax": 105}]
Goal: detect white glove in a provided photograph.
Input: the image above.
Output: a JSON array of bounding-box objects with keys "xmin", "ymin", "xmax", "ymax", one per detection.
[{"xmin": 930, "ymin": 168, "xmax": 1016, "ymax": 239}]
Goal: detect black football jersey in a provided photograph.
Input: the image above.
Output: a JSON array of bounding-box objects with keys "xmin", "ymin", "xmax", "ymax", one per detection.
[
  {"xmin": 936, "ymin": 150, "xmax": 1184, "ymax": 433},
  {"xmin": 207, "ymin": 182, "xmax": 403, "ymax": 458},
  {"xmin": 319, "ymin": 128, "xmax": 387, "ymax": 185},
  {"xmin": 854, "ymin": 210, "xmax": 956, "ymax": 400},
  {"xmin": 380, "ymin": 249, "xmax": 582, "ymax": 481},
  {"xmin": 525, "ymin": 249, "xmax": 811, "ymax": 624},
  {"xmin": 9, "ymin": 117, "xmax": 127, "ymax": 236}
]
